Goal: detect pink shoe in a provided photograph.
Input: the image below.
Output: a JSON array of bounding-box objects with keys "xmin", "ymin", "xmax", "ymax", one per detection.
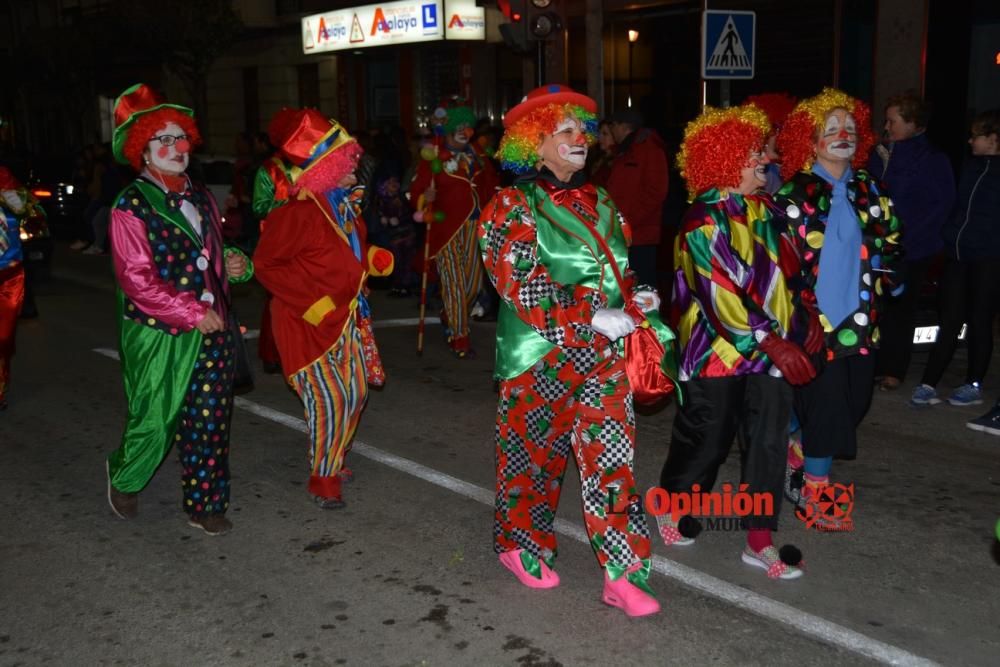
[
  {"xmin": 602, "ymin": 562, "xmax": 660, "ymax": 617},
  {"xmin": 499, "ymin": 549, "xmax": 560, "ymax": 589}
]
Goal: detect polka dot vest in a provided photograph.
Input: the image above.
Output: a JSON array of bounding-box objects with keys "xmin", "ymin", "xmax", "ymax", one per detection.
[{"xmin": 114, "ymin": 178, "xmax": 217, "ymax": 335}]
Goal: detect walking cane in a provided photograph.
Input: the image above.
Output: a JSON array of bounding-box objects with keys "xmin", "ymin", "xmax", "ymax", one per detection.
[{"xmin": 416, "ymin": 206, "xmax": 433, "ymax": 356}]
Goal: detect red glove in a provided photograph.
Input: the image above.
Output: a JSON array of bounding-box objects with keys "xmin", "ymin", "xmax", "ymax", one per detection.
[
  {"xmin": 800, "ymin": 290, "xmax": 825, "ymax": 355},
  {"xmin": 757, "ymin": 333, "xmax": 817, "ymax": 386},
  {"xmin": 367, "ymin": 246, "xmax": 395, "ymax": 277},
  {"xmin": 804, "ymin": 309, "xmax": 825, "ymax": 355}
]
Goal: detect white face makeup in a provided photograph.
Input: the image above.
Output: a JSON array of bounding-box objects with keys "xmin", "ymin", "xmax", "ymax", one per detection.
[
  {"xmin": 146, "ymin": 121, "xmax": 191, "ymax": 175},
  {"xmin": 450, "ymin": 124, "xmax": 472, "ymax": 146},
  {"xmin": 735, "ymin": 149, "xmax": 769, "ymax": 195},
  {"xmin": 553, "ymin": 118, "xmax": 588, "ymax": 166},
  {"xmin": 816, "ymin": 109, "xmax": 857, "ymax": 163}
]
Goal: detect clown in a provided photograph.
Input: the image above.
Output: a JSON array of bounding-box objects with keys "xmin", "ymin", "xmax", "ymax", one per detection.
[
  {"xmin": 410, "ymin": 96, "xmax": 499, "ymax": 358},
  {"xmin": 774, "ymin": 89, "xmax": 902, "ymax": 525},
  {"xmin": 743, "ymin": 93, "xmax": 798, "ymax": 194},
  {"xmin": 253, "ymin": 108, "xmax": 297, "ymax": 375},
  {"xmin": 105, "ymin": 84, "xmax": 253, "ymax": 535},
  {"xmin": 657, "ymin": 105, "xmax": 821, "ymax": 579},
  {"xmin": 0, "ymin": 166, "xmax": 36, "ymax": 410},
  {"xmin": 252, "ymin": 108, "xmax": 296, "ymax": 220},
  {"xmin": 479, "ymin": 84, "xmax": 678, "ymax": 617},
  {"xmin": 253, "ymin": 109, "xmax": 394, "ymax": 510}
]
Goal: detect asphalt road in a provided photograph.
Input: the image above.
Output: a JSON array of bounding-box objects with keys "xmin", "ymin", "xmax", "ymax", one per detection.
[{"xmin": 1, "ymin": 245, "xmax": 998, "ymax": 667}]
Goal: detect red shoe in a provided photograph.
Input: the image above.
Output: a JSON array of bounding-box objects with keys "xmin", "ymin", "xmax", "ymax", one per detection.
[{"xmin": 448, "ymin": 335, "xmax": 474, "ymax": 359}]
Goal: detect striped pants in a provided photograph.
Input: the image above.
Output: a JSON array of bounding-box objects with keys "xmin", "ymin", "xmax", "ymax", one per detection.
[
  {"xmin": 290, "ymin": 318, "xmax": 368, "ymax": 498},
  {"xmin": 436, "ymin": 218, "xmax": 482, "ymax": 342}
]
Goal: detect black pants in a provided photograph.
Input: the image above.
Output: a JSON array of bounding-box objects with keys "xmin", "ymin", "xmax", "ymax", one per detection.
[
  {"xmin": 660, "ymin": 374, "xmax": 792, "ymax": 530},
  {"xmin": 920, "ymin": 258, "xmax": 1000, "ymax": 388},
  {"xmin": 795, "ymin": 353, "xmax": 875, "ymax": 460},
  {"xmin": 875, "ymin": 258, "xmax": 932, "ymax": 381},
  {"xmin": 628, "ymin": 244, "xmax": 658, "ymax": 289}
]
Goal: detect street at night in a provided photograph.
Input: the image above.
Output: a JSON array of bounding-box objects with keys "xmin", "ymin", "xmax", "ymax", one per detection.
[
  {"xmin": 3, "ymin": 1, "xmax": 1000, "ymax": 666},
  {"xmin": 0, "ymin": 247, "xmax": 997, "ymax": 666}
]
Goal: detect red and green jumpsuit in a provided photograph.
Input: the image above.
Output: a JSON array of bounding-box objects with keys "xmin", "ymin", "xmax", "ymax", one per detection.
[{"xmin": 479, "ymin": 173, "xmax": 676, "ymax": 582}]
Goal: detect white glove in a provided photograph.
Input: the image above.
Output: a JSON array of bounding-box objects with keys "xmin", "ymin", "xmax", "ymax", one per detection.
[
  {"xmin": 633, "ymin": 290, "xmax": 661, "ymax": 313},
  {"xmin": 591, "ymin": 308, "xmax": 637, "ymax": 341},
  {"xmin": 2, "ymin": 190, "xmax": 25, "ymax": 214}
]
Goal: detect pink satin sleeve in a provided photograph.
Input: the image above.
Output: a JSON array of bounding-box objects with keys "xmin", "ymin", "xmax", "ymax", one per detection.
[{"xmin": 109, "ymin": 208, "xmax": 207, "ymax": 330}]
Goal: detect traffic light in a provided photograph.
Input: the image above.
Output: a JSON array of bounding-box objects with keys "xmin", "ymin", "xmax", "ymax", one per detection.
[
  {"xmin": 497, "ymin": 0, "xmax": 563, "ymax": 53},
  {"xmin": 525, "ymin": 0, "xmax": 562, "ymax": 41}
]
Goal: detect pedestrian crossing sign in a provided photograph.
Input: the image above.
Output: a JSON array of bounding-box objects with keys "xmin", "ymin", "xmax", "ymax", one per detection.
[{"xmin": 702, "ymin": 10, "xmax": 755, "ymax": 79}]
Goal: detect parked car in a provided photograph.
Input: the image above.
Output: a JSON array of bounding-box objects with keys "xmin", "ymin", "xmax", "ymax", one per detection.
[{"xmin": 25, "ymin": 158, "xmax": 86, "ymax": 238}]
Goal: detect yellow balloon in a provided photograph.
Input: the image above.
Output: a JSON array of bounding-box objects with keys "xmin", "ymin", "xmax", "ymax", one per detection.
[{"xmin": 420, "ymin": 145, "xmax": 437, "ymax": 161}]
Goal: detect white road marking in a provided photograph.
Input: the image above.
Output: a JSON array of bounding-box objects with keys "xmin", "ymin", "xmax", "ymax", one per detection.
[{"xmin": 92, "ymin": 347, "xmax": 939, "ymax": 667}]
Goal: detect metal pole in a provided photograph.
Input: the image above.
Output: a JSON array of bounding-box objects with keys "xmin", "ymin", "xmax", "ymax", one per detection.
[
  {"xmin": 627, "ymin": 42, "xmax": 632, "ymax": 108},
  {"xmin": 701, "ymin": 0, "xmax": 708, "ymax": 110},
  {"xmin": 585, "ymin": 0, "xmax": 605, "ymax": 115},
  {"xmin": 536, "ymin": 39, "xmax": 545, "ymax": 87}
]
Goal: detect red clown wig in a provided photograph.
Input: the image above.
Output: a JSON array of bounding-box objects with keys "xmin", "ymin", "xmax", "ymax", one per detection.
[
  {"xmin": 121, "ymin": 108, "xmax": 202, "ymax": 172},
  {"xmin": 775, "ymin": 88, "xmax": 874, "ymax": 181},
  {"xmin": 676, "ymin": 105, "xmax": 771, "ymax": 200},
  {"xmin": 744, "ymin": 93, "xmax": 798, "ymax": 132}
]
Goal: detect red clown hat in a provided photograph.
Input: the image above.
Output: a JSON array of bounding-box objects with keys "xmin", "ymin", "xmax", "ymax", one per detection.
[
  {"xmin": 503, "ymin": 84, "xmax": 596, "ymax": 128},
  {"xmin": 272, "ymin": 108, "xmax": 358, "ymax": 184},
  {"xmin": 111, "ymin": 83, "xmax": 193, "ymax": 166}
]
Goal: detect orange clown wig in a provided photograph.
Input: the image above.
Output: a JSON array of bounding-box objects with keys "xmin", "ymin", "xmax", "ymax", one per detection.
[
  {"xmin": 676, "ymin": 105, "xmax": 771, "ymax": 200},
  {"xmin": 775, "ymin": 88, "xmax": 874, "ymax": 181}
]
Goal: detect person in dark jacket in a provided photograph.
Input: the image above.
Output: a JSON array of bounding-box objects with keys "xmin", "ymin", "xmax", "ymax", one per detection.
[
  {"xmin": 605, "ymin": 110, "xmax": 669, "ymax": 287},
  {"xmin": 911, "ymin": 109, "xmax": 1000, "ymax": 407},
  {"xmin": 867, "ymin": 92, "xmax": 955, "ymax": 391}
]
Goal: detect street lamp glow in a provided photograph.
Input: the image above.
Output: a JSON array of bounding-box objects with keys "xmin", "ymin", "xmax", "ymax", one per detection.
[{"xmin": 628, "ymin": 30, "xmax": 639, "ymax": 43}]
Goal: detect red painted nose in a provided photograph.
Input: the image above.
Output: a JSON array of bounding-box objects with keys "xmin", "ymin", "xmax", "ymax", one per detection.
[{"xmin": 175, "ymin": 138, "xmax": 191, "ymax": 154}]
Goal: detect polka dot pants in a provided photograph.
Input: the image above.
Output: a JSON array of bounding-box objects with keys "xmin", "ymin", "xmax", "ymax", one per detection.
[{"xmin": 177, "ymin": 330, "xmax": 235, "ymax": 517}]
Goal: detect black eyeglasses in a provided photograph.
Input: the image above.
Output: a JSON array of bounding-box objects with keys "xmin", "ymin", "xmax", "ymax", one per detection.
[{"xmin": 150, "ymin": 134, "xmax": 189, "ymax": 146}]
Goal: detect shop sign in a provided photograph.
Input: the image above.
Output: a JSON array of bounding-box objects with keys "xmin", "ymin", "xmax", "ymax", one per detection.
[
  {"xmin": 444, "ymin": 0, "xmax": 486, "ymax": 41},
  {"xmin": 302, "ymin": 1, "xmax": 444, "ymax": 53}
]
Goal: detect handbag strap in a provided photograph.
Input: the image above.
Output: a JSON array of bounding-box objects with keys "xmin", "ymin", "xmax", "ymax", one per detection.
[{"xmin": 577, "ymin": 212, "xmax": 629, "ymax": 298}]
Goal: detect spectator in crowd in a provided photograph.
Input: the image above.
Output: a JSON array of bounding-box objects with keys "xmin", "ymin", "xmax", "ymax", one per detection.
[
  {"xmin": 605, "ymin": 109, "xmax": 670, "ymax": 287},
  {"xmin": 911, "ymin": 109, "xmax": 1000, "ymax": 407},
  {"xmin": 587, "ymin": 119, "xmax": 616, "ymax": 187},
  {"xmin": 868, "ymin": 92, "xmax": 955, "ymax": 391}
]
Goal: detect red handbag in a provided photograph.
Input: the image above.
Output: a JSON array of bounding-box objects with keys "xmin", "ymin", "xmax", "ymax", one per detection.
[
  {"xmin": 584, "ymin": 225, "xmax": 676, "ymax": 406},
  {"xmin": 622, "ymin": 302, "xmax": 676, "ymax": 405}
]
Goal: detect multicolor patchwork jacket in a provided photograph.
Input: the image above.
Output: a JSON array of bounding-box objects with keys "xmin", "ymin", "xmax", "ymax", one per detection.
[
  {"xmin": 672, "ymin": 188, "xmax": 810, "ymax": 380},
  {"xmin": 773, "ymin": 168, "xmax": 902, "ymax": 360}
]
